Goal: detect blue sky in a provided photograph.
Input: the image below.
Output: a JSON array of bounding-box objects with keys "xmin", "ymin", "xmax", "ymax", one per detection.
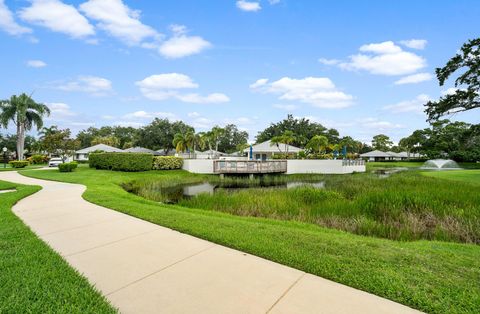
[{"xmin": 1, "ymin": 0, "xmax": 479, "ymax": 143}]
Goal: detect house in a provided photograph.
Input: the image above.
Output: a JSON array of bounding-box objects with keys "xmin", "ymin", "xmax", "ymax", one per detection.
[
  {"xmin": 196, "ymin": 149, "xmax": 226, "ymax": 159},
  {"xmin": 156, "ymin": 149, "xmax": 176, "ymax": 156},
  {"xmin": 359, "ymin": 150, "xmax": 393, "ymax": 161},
  {"xmin": 74, "ymin": 144, "xmax": 124, "ymax": 161},
  {"xmin": 243, "ymin": 140, "xmax": 302, "ymax": 161},
  {"xmin": 124, "ymin": 146, "xmax": 161, "ymax": 156}
]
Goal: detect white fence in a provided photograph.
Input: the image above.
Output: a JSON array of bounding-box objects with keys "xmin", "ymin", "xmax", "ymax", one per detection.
[{"xmin": 183, "ymin": 159, "xmax": 365, "ymax": 174}]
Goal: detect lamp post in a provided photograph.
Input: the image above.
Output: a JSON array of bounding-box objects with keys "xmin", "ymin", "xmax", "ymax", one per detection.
[{"xmin": 2, "ymin": 147, "xmax": 7, "ymax": 169}]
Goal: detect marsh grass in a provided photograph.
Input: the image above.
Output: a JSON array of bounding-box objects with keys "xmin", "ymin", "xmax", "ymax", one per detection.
[{"xmin": 130, "ymin": 171, "xmax": 480, "ymax": 243}]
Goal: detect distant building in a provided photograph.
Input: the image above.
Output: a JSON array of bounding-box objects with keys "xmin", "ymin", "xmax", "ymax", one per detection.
[
  {"xmin": 360, "ymin": 150, "xmax": 424, "ymax": 161},
  {"xmin": 74, "ymin": 144, "xmax": 123, "ymax": 161},
  {"xmin": 243, "ymin": 140, "xmax": 302, "ymax": 161}
]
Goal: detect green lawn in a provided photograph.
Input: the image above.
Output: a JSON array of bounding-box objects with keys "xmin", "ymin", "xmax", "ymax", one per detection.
[
  {"xmin": 0, "ymin": 180, "xmax": 116, "ymax": 313},
  {"xmin": 0, "ymin": 164, "xmax": 45, "ymax": 171},
  {"xmin": 21, "ymin": 166, "xmax": 480, "ymax": 314},
  {"xmin": 422, "ymin": 169, "xmax": 480, "ymax": 185}
]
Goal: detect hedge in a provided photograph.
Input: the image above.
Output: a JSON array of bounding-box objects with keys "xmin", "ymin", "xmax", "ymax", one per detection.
[
  {"xmin": 89, "ymin": 153, "xmax": 153, "ymax": 172},
  {"xmin": 9, "ymin": 161, "xmax": 29, "ymax": 168},
  {"xmin": 58, "ymin": 162, "xmax": 78, "ymax": 172},
  {"xmin": 153, "ymin": 156, "xmax": 183, "ymax": 170}
]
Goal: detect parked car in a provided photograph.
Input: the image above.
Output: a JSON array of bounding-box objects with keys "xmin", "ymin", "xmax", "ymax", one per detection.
[{"xmin": 48, "ymin": 157, "xmax": 63, "ymax": 167}]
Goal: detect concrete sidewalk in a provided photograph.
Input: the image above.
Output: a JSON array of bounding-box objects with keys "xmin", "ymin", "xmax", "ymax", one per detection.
[{"xmin": 0, "ymin": 171, "xmax": 421, "ymax": 314}]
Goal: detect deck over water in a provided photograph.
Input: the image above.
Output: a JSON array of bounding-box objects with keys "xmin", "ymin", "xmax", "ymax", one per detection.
[{"xmin": 214, "ymin": 160, "xmax": 287, "ymax": 174}]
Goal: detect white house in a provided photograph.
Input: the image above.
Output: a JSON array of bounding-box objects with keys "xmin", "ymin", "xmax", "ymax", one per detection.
[
  {"xmin": 74, "ymin": 144, "xmax": 124, "ymax": 161},
  {"xmin": 243, "ymin": 140, "xmax": 302, "ymax": 161},
  {"xmin": 359, "ymin": 150, "xmax": 393, "ymax": 161}
]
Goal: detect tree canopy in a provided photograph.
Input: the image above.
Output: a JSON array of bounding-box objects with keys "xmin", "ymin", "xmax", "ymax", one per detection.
[
  {"xmin": 425, "ymin": 38, "xmax": 480, "ymax": 121},
  {"xmin": 371, "ymin": 134, "xmax": 393, "ymax": 151}
]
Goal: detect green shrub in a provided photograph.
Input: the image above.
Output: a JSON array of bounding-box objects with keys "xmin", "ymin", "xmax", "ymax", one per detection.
[
  {"xmin": 58, "ymin": 162, "xmax": 78, "ymax": 172},
  {"xmin": 9, "ymin": 161, "xmax": 29, "ymax": 168},
  {"xmin": 30, "ymin": 154, "xmax": 47, "ymax": 164},
  {"xmin": 89, "ymin": 153, "xmax": 153, "ymax": 172},
  {"xmin": 153, "ymin": 156, "xmax": 183, "ymax": 170}
]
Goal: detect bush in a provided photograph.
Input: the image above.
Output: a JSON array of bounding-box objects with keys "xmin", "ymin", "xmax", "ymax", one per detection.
[
  {"xmin": 30, "ymin": 154, "xmax": 48, "ymax": 164},
  {"xmin": 153, "ymin": 156, "xmax": 183, "ymax": 170},
  {"xmin": 9, "ymin": 161, "xmax": 29, "ymax": 168},
  {"xmin": 58, "ymin": 162, "xmax": 78, "ymax": 172},
  {"xmin": 89, "ymin": 153, "xmax": 153, "ymax": 172}
]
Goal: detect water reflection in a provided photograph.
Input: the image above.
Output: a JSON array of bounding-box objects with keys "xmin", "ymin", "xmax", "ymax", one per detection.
[{"xmin": 153, "ymin": 180, "xmax": 326, "ymax": 203}]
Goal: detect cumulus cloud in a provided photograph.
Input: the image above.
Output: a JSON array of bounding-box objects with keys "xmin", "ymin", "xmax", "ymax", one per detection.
[
  {"xmin": 19, "ymin": 0, "xmax": 95, "ymax": 39},
  {"xmin": 79, "ymin": 0, "xmax": 161, "ymax": 46},
  {"xmin": 47, "ymin": 102, "xmax": 76, "ymax": 119},
  {"xmin": 399, "ymin": 39, "xmax": 428, "ymax": 50},
  {"xmin": 55, "ymin": 75, "xmax": 113, "ymax": 96},
  {"xmin": 123, "ymin": 110, "xmax": 177, "ymax": 120},
  {"xmin": 26, "ymin": 60, "xmax": 47, "ymax": 68},
  {"xmin": 394, "ymin": 72, "xmax": 433, "ymax": 85},
  {"xmin": 339, "ymin": 41, "xmax": 426, "ymax": 76},
  {"xmin": 318, "ymin": 58, "xmax": 340, "ymax": 65},
  {"xmin": 250, "ymin": 76, "xmax": 353, "ymax": 109},
  {"xmin": 383, "ymin": 94, "xmax": 430, "ymax": 114},
  {"xmin": 158, "ymin": 24, "xmax": 211, "ymax": 58},
  {"xmin": 136, "ymin": 73, "xmax": 229, "ymax": 104},
  {"xmin": 357, "ymin": 117, "xmax": 405, "ymax": 130},
  {"xmin": 0, "ymin": 0, "xmax": 32, "ymax": 35},
  {"xmin": 273, "ymin": 104, "xmax": 299, "ymax": 111},
  {"xmin": 236, "ymin": 1, "xmax": 261, "ymax": 12}
]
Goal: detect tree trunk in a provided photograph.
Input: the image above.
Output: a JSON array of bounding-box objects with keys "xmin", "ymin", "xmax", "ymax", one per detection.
[{"xmin": 17, "ymin": 123, "xmax": 25, "ymax": 160}]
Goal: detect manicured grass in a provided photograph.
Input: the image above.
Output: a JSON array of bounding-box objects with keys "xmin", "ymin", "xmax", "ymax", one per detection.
[
  {"xmin": 0, "ymin": 180, "xmax": 116, "ymax": 313},
  {"xmin": 366, "ymin": 161, "xmax": 425, "ymax": 170},
  {"xmin": 22, "ymin": 166, "xmax": 480, "ymax": 313},
  {"xmin": 422, "ymin": 169, "xmax": 480, "ymax": 185},
  {"xmin": 0, "ymin": 164, "xmax": 44, "ymax": 171}
]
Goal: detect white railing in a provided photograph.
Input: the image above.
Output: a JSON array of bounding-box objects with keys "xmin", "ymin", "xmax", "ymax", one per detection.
[
  {"xmin": 213, "ymin": 160, "xmax": 287, "ymax": 174},
  {"xmin": 342, "ymin": 159, "xmax": 365, "ymax": 166}
]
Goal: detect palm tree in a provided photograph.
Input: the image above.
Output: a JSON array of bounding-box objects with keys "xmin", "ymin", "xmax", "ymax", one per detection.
[
  {"xmin": 173, "ymin": 131, "xmax": 194, "ymax": 154},
  {"xmin": 210, "ymin": 126, "xmax": 225, "ymax": 152},
  {"xmin": 306, "ymin": 135, "xmax": 329, "ymax": 154},
  {"xmin": 0, "ymin": 93, "xmax": 50, "ymax": 160},
  {"xmin": 38, "ymin": 125, "xmax": 59, "ymax": 141},
  {"xmin": 281, "ymin": 130, "xmax": 296, "ymax": 153}
]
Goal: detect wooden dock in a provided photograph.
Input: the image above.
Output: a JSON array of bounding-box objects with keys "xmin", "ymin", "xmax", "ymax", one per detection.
[{"xmin": 213, "ymin": 160, "xmax": 287, "ymax": 176}]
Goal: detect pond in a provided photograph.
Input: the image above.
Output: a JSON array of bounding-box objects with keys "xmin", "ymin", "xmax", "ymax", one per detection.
[{"xmin": 126, "ymin": 179, "xmax": 326, "ymax": 204}]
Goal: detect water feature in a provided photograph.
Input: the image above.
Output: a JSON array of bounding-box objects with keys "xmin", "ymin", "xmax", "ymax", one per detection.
[
  {"xmin": 126, "ymin": 179, "xmax": 326, "ymax": 204},
  {"xmin": 421, "ymin": 159, "xmax": 461, "ymax": 170}
]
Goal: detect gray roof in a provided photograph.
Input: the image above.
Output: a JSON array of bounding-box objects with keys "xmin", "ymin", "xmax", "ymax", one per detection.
[
  {"xmin": 197, "ymin": 149, "xmax": 226, "ymax": 156},
  {"xmin": 359, "ymin": 150, "xmax": 392, "ymax": 158},
  {"xmin": 243, "ymin": 140, "xmax": 302, "ymax": 153},
  {"xmin": 76, "ymin": 144, "xmax": 124, "ymax": 154},
  {"xmin": 124, "ymin": 146, "xmax": 161, "ymax": 155}
]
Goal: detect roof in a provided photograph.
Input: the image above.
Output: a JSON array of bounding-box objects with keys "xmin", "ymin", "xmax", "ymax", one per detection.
[
  {"xmin": 386, "ymin": 151, "xmax": 401, "ymax": 157},
  {"xmin": 359, "ymin": 150, "xmax": 392, "ymax": 158},
  {"xmin": 244, "ymin": 140, "xmax": 302, "ymax": 153},
  {"xmin": 197, "ymin": 149, "xmax": 226, "ymax": 156},
  {"xmin": 124, "ymin": 146, "xmax": 161, "ymax": 155},
  {"xmin": 76, "ymin": 144, "xmax": 124, "ymax": 154}
]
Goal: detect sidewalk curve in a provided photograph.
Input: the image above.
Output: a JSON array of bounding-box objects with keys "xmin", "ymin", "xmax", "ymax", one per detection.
[{"xmin": 0, "ymin": 171, "xmax": 421, "ymax": 314}]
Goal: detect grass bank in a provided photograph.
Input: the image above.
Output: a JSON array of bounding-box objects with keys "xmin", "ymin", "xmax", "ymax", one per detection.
[
  {"xmin": 130, "ymin": 170, "xmax": 480, "ymax": 243},
  {"xmin": 0, "ymin": 164, "xmax": 44, "ymax": 171},
  {"xmin": 0, "ymin": 180, "xmax": 116, "ymax": 313},
  {"xmin": 22, "ymin": 166, "xmax": 480, "ymax": 313},
  {"xmin": 422, "ymin": 169, "xmax": 480, "ymax": 185}
]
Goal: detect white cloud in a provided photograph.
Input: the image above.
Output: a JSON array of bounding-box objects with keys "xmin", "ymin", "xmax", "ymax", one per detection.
[
  {"xmin": 56, "ymin": 76, "xmax": 113, "ymax": 96},
  {"xmin": 0, "ymin": 0, "xmax": 32, "ymax": 35},
  {"xmin": 339, "ymin": 41, "xmax": 426, "ymax": 76},
  {"xmin": 79, "ymin": 0, "xmax": 161, "ymax": 46},
  {"xmin": 158, "ymin": 24, "xmax": 211, "ymax": 58},
  {"xmin": 123, "ymin": 110, "xmax": 177, "ymax": 120},
  {"xmin": 191, "ymin": 117, "xmax": 213, "ymax": 129},
  {"xmin": 358, "ymin": 117, "xmax": 405, "ymax": 130},
  {"xmin": 26, "ymin": 60, "xmax": 47, "ymax": 68},
  {"xmin": 250, "ymin": 76, "xmax": 353, "ymax": 109},
  {"xmin": 318, "ymin": 58, "xmax": 340, "ymax": 65},
  {"xmin": 176, "ymin": 93, "xmax": 230, "ymax": 104},
  {"xmin": 383, "ymin": 94, "xmax": 430, "ymax": 114},
  {"xmin": 399, "ymin": 39, "xmax": 428, "ymax": 50},
  {"xmin": 136, "ymin": 73, "xmax": 229, "ymax": 104},
  {"xmin": 19, "ymin": 0, "xmax": 95, "ymax": 38},
  {"xmin": 47, "ymin": 102, "xmax": 76, "ymax": 119},
  {"xmin": 394, "ymin": 72, "xmax": 433, "ymax": 85},
  {"xmin": 236, "ymin": 1, "xmax": 261, "ymax": 12},
  {"xmin": 441, "ymin": 87, "xmax": 462, "ymax": 96},
  {"xmin": 273, "ymin": 104, "xmax": 298, "ymax": 111}
]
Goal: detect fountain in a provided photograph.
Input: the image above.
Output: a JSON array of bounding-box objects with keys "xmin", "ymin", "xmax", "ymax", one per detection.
[{"xmin": 421, "ymin": 159, "xmax": 461, "ymax": 170}]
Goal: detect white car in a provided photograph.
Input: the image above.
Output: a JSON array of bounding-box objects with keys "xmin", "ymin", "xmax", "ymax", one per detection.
[{"xmin": 48, "ymin": 157, "xmax": 63, "ymax": 167}]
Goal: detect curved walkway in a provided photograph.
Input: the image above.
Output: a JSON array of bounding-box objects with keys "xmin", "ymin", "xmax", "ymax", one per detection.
[{"xmin": 0, "ymin": 171, "xmax": 420, "ymax": 314}]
